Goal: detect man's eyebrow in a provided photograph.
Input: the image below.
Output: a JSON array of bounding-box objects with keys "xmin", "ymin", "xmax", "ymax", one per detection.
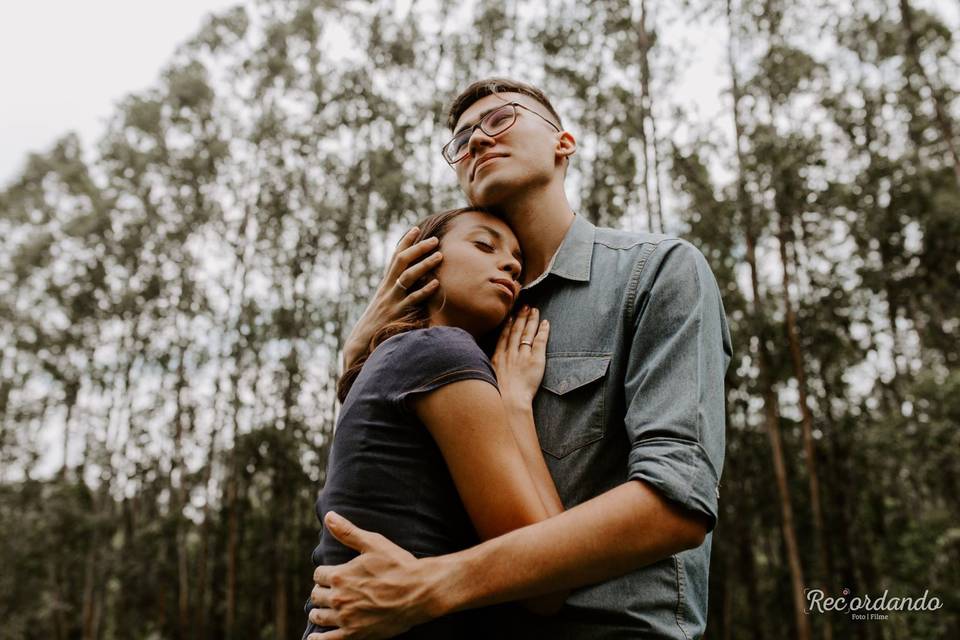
[
  {"xmin": 453, "ymin": 105, "xmax": 501, "ymax": 136},
  {"xmin": 472, "ymin": 225, "xmax": 523, "ymax": 261}
]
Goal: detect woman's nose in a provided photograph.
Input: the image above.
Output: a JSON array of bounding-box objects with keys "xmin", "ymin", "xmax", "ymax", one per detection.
[{"xmin": 501, "ymin": 255, "xmax": 522, "ymax": 279}]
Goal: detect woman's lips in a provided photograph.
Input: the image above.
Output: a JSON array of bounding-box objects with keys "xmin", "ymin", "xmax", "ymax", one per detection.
[{"xmin": 490, "ymin": 279, "xmax": 516, "ymax": 300}]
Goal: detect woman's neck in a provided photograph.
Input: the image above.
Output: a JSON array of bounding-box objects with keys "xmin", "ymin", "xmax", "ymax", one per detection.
[{"xmin": 427, "ymin": 313, "xmax": 483, "ymax": 341}]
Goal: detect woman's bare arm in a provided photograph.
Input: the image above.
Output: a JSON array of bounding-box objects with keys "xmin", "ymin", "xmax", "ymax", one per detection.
[
  {"xmin": 411, "ymin": 380, "xmax": 567, "ymax": 615},
  {"xmin": 410, "ymin": 309, "xmax": 567, "ymax": 614},
  {"xmin": 411, "ymin": 381, "xmax": 550, "ymax": 537},
  {"xmin": 502, "ymin": 401, "xmax": 563, "ymax": 517}
]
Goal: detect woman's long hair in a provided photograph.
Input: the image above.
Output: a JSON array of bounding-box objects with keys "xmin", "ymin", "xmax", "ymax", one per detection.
[{"xmin": 336, "ymin": 207, "xmax": 486, "ymax": 402}]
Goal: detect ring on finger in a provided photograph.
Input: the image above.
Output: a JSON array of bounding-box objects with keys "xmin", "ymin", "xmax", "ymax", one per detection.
[
  {"xmin": 395, "ymin": 279, "xmax": 409, "ymax": 291},
  {"xmin": 520, "ymin": 340, "xmax": 533, "ymax": 347}
]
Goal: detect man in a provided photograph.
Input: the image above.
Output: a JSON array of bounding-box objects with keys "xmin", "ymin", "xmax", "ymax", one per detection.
[{"xmin": 306, "ymin": 78, "xmax": 732, "ymax": 639}]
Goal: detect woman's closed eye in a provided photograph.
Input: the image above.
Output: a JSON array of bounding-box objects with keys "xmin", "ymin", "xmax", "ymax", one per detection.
[{"xmin": 474, "ymin": 240, "xmax": 495, "ymax": 252}]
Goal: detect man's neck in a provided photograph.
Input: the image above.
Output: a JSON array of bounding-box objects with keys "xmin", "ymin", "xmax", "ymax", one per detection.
[{"xmin": 497, "ymin": 183, "xmax": 575, "ymax": 285}]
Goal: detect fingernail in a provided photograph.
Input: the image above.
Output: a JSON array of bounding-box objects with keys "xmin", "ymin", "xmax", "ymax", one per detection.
[
  {"xmin": 542, "ymin": 320, "xmax": 548, "ymax": 326},
  {"xmin": 326, "ymin": 511, "xmax": 343, "ymax": 526}
]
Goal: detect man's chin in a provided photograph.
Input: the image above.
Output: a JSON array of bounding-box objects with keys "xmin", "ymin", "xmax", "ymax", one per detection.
[{"xmin": 468, "ymin": 180, "xmax": 517, "ymax": 209}]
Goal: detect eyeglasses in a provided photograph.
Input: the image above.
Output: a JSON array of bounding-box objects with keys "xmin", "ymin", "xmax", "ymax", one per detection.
[{"xmin": 442, "ymin": 102, "xmax": 561, "ymax": 165}]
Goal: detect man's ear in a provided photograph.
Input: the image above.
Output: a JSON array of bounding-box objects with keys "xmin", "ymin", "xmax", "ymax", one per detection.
[
  {"xmin": 556, "ymin": 131, "xmax": 576, "ymax": 174},
  {"xmin": 556, "ymin": 131, "xmax": 576, "ymax": 160}
]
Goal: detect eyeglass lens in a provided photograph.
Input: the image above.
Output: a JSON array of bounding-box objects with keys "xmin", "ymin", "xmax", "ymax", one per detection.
[{"xmin": 446, "ymin": 105, "xmax": 516, "ymax": 162}]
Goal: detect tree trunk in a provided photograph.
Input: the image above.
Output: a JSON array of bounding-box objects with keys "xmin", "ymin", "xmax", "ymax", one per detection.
[
  {"xmin": 172, "ymin": 341, "xmax": 191, "ymax": 639},
  {"xmin": 725, "ymin": 2, "xmax": 810, "ymax": 638},
  {"xmin": 60, "ymin": 380, "xmax": 79, "ymax": 478},
  {"xmin": 738, "ymin": 510, "xmax": 763, "ymax": 640},
  {"xmin": 80, "ymin": 487, "xmax": 99, "ymax": 640},
  {"xmin": 50, "ymin": 527, "xmax": 67, "ymax": 640},
  {"xmin": 274, "ymin": 530, "xmax": 289, "ymax": 640},
  {"xmin": 194, "ymin": 390, "xmax": 221, "ymax": 640},
  {"xmin": 0, "ymin": 350, "xmax": 11, "ymax": 479},
  {"xmin": 776, "ymin": 214, "xmax": 832, "ymax": 640},
  {"xmin": 225, "ymin": 421, "xmax": 240, "ymax": 640},
  {"xmin": 759, "ymin": 389, "xmax": 811, "ymax": 640},
  {"xmin": 224, "ymin": 188, "xmax": 255, "ymax": 640},
  {"xmin": 225, "ymin": 335, "xmax": 248, "ymax": 640},
  {"xmin": 637, "ymin": 0, "xmax": 664, "ymax": 233},
  {"xmin": 636, "ymin": 19, "xmax": 654, "ymax": 235},
  {"xmin": 899, "ymin": 0, "xmax": 960, "ymax": 186}
]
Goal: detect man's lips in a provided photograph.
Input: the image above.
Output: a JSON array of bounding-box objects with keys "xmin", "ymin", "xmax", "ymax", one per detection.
[
  {"xmin": 490, "ymin": 278, "xmax": 518, "ymax": 300},
  {"xmin": 472, "ymin": 153, "xmax": 508, "ymax": 179}
]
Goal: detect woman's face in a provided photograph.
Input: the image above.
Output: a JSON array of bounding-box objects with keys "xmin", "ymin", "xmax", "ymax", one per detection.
[{"xmin": 427, "ymin": 210, "xmax": 523, "ymax": 337}]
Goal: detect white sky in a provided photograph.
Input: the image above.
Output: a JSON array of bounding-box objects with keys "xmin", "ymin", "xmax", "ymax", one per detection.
[
  {"xmin": 1, "ymin": 0, "xmax": 957, "ymax": 190},
  {"xmin": 0, "ymin": 0, "xmax": 241, "ymax": 186}
]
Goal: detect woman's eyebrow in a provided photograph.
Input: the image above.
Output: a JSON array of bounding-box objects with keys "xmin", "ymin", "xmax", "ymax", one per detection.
[{"xmin": 471, "ymin": 225, "xmax": 522, "ymax": 262}]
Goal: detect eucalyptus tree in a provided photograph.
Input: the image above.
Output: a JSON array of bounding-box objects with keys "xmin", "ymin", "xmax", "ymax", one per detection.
[{"xmin": 3, "ymin": 0, "xmax": 959, "ymax": 638}]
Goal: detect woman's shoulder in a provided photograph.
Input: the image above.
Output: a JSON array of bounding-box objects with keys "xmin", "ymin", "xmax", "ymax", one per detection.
[
  {"xmin": 348, "ymin": 326, "xmax": 497, "ymax": 408},
  {"xmin": 370, "ymin": 326, "xmax": 491, "ymax": 374},
  {"xmin": 385, "ymin": 325, "xmax": 477, "ymax": 347}
]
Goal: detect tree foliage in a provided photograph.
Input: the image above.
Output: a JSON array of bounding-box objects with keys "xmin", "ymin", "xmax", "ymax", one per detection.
[{"xmin": 1, "ymin": 1, "xmax": 958, "ymax": 638}]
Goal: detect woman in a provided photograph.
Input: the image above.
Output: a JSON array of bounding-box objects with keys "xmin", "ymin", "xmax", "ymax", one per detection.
[{"xmin": 304, "ymin": 207, "xmax": 564, "ymax": 639}]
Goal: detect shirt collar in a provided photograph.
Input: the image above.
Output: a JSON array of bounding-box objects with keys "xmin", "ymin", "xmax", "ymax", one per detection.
[{"xmin": 522, "ymin": 213, "xmax": 595, "ymax": 289}]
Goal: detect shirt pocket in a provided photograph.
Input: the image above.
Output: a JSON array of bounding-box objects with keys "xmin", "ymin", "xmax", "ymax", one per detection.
[{"xmin": 534, "ymin": 354, "xmax": 611, "ymax": 459}]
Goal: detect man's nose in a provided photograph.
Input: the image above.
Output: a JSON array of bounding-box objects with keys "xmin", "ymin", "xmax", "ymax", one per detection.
[{"xmin": 467, "ymin": 127, "xmax": 496, "ymax": 157}]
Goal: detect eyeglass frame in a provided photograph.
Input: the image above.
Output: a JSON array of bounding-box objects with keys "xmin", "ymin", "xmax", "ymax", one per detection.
[{"xmin": 442, "ymin": 102, "xmax": 562, "ymax": 165}]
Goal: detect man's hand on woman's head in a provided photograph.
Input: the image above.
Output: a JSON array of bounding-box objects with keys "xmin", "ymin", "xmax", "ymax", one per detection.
[
  {"xmin": 342, "ymin": 227, "xmax": 443, "ymax": 370},
  {"xmin": 491, "ymin": 306, "xmax": 549, "ymax": 406}
]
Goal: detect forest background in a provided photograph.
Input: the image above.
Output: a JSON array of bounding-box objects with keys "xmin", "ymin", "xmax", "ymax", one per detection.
[{"xmin": 1, "ymin": 0, "xmax": 958, "ymax": 639}]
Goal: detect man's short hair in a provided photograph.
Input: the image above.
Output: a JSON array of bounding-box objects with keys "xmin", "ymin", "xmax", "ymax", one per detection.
[{"xmin": 446, "ymin": 78, "xmax": 563, "ymax": 132}]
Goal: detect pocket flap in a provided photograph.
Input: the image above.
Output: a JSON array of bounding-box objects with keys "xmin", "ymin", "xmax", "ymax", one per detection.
[{"xmin": 541, "ymin": 355, "xmax": 611, "ymax": 395}]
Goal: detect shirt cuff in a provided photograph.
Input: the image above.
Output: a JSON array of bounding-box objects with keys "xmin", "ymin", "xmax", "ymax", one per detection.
[{"xmin": 627, "ymin": 436, "xmax": 721, "ymax": 532}]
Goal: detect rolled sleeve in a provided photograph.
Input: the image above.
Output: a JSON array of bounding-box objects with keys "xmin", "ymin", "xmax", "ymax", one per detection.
[{"xmin": 624, "ymin": 239, "xmax": 732, "ymax": 531}]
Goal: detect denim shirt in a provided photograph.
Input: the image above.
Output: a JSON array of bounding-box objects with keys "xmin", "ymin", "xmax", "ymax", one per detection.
[{"xmin": 514, "ymin": 214, "xmax": 732, "ymax": 639}]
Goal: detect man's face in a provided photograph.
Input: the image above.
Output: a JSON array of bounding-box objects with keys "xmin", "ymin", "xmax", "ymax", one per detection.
[{"xmin": 450, "ymin": 92, "xmax": 566, "ymax": 207}]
